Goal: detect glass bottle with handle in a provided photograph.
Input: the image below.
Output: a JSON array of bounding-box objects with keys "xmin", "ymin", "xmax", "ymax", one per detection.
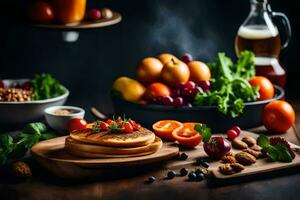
[{"xmin": 235, "ymin": 0, "xmax": 291, "ymax": 87}]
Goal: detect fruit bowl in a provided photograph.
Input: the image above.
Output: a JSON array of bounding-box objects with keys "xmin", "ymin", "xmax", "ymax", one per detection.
[
  {"xmin": 0, "ymin": 79, "xmax": 69, "ymax": 130},
  {"xmin": 112, "ymin": 86, "xmax": 284, "ymax": 132}
]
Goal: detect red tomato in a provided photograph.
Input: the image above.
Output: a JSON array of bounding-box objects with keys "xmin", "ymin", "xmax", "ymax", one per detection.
[
  {"xmin": 100, "ymin": 122, "xmax": 109, "ymax": 130},
  {"xmin": 152, "ymin": 120, "xmax": 183, "ymax": 140},
  {"xmin": 116, "ymin": 117, "xmax": 123, "ymax": 123},
  {"xmin": 172, "ymin": 122, "xmax": 202, "ymax": 148},
  {"xmin": 128, "ymin": 119, "xmax": 142, "ymax": 131},
  {"xmin": 249, "ymin": 76, "xmax": 274, "ymax": 101},
  {"xmin": 68, "ymin": 118, "xmax": 87, "ymax": 132},
  {"xmin": 263, "ymin": 100, "xmax": 295, "ymax": 133},
  {"xmin": 106, "ymin": 119, "xmax": 114, "ymax": 125},
  {"xmin": 124, "ymin": 122, "xmax": 134, "ymax": 133},
  {"xmin": 27, "ymin": 1, "xmax": 54, "ymax": 23},
  {"xmin": 144, "ymin": 83, "xmax": 171, "ymax": 101}
]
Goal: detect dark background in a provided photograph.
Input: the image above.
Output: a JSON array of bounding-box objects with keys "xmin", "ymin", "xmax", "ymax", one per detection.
[{"xmin": 1, "ymin": 0, "xmax": 299, "ymax": 115}]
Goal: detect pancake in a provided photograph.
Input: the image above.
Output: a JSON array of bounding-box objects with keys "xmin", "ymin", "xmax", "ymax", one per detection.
[
  {"xmin": 65, "ymin": 137, "xmax": 163, "ymax": 158},
  {"xmin": 70, "ymin": 128, "xmax": 156, "ymax": 147}
]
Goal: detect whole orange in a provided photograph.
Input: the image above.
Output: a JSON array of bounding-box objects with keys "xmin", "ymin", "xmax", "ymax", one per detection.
[
  {"xmin": 188, "ymin": 61, "xmax": 211, "ymax": 83},
  {"xmin": 249, "ymin": 76, "xmax": 274, "ymax": 101},
  {"xmin": 158, "ymin": 53, "xmax": 179, "ymax": 64},
  {"xmin": 136, "ymin": 57, "xmax": 163, "ymax": 85},
  {"xmin": 263, "ymin": 100, "xmax": 295, "ymax": 133},
  {"xmin": 144, "ymin": 82, "xmax": 171, "ymax": 101},
  {"xmin": 161, "ymin": 59, "xmax": 190, "ymax": 87}
]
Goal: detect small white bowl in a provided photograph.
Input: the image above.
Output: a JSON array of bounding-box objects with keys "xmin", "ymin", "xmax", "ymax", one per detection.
[{"xmin": 44, "ymin": 106, "xmax": 85, "ymax": 132}]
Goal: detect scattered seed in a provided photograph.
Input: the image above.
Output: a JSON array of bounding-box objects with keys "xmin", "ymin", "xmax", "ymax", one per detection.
[{"xmin": 180, "ymin": 168, "xmax": 188, "ymax": 176}]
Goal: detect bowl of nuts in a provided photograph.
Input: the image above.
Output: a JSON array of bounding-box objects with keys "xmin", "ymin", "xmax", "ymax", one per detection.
[{"xmin": 0, "ymin": 75, "xmax": 69, "ymax": 129}]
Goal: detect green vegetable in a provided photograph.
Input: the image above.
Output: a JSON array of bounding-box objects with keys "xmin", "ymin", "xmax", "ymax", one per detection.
[
  {"xmin": 257, "ymin": 135, "xmax": 293, "ymax": 162},
  {"xmin": 194, "ymin": 51, "xmax": 259, "ymax": 117},
  {"xmin": 30, "ymin": 73, "xmax": 65, "ymax": 100},
  {"xmin": 194, "ymin": 124, "xmax": 212, "ymax": 143},
  {"xmin": 0, "ymin": 122, "xmax": 56, "ymax": 166}
]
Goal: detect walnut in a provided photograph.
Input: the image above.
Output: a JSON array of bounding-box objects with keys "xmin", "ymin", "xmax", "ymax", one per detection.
[
  {"xmin": 232, "ymin": 138, "xmax": 248, "ymax": 150},
  {"xmin": 221, "ymin": 155, "xmax": 237, "ymax": 163},
  {"xmin": 219, "ymin": 163, "xmax": 245, "ymax": 175},
  {"xmin": 242, "ymin": 136, "xmax": 257, "ymax": 147},
  {"xmin": 235, "ymin": 152, "xmax": 256, "ymax": 165},
  {"xmin": 243, "ymin": 148, "xmax": 263, "ymax": 159},
  {"xmin": 225, "ymin": 151, "xmax": 235, "ymax": 157},
  {"xmin": 230, "ymin": 163, "xmax": 245, "ymax": 172},
  {"xmin": 11, "ymin": 161, "xmax": 32, "ymax": 178}
]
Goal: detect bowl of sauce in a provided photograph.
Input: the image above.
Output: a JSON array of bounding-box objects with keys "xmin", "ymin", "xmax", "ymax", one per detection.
[{"xmin": 44, "ymin": 106, "xmax": 85, "ymax": 133}]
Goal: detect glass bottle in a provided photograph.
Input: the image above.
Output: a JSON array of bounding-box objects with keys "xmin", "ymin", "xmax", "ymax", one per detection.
[{"xmin": 235, "ymin": 0, "xmax": 291, "ymax": 87}]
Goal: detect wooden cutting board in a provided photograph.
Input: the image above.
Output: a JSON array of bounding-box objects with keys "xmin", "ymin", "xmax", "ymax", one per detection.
[
  {"xmin": 31, "ymin": 136, "xmax": 179, "ymax": 179},
  {"xmin": 165, "ymin": 129, "xmax": 300, "ymax": 179}
]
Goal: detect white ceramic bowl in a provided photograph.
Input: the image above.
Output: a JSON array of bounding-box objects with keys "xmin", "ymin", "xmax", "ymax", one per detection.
[
  {"xmin": 44, "ymin": 106, "xmax": 85, "ymax": 132},
  {"xmin": 0, "ymin": 79, "xmax": 69, "ymax": 128}
]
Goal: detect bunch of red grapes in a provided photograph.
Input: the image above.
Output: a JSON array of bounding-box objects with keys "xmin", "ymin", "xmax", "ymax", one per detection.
[{"xmin": 151, "ymin": 80, "xmax": 210, "ymax": 107}]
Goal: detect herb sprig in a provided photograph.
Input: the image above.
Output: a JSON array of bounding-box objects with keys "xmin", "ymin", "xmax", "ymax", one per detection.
[
  {"xmin": 0, "ymin": 122, "xmax": 56, "ymax": 166},
  {"xmin": 258, "ymin": 135, "xmax": 293, "ymax": 162}
]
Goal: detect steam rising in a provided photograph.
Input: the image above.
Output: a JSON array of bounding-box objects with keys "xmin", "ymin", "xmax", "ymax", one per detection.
[{"xmin": 146, "ymin": 1, "xmax": 219, "ymax": 60}]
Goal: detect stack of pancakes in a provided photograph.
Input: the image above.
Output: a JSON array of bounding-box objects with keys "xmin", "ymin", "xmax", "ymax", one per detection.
[{"xmin": 65, "ymin": 128, "xmax": 162, "ymax": 158}]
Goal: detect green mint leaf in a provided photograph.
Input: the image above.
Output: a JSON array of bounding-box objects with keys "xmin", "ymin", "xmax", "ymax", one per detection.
[
  {"xmin": 274, "ymin": 143, "xmax": 293, "ymax": 162},
  {"xmin": 258, "ymin": 135, "xmax": 270, "ymax": 148},
  {"xmin": 194, "ymin": 124, "xmax": 212, "ymax": 143},
  {"xmin": 264, "ymin": 145, "xmax": 278, "ymax": 161},
  {"xmin": 23, "ymin": 122, "xmax": 47, "ymax": 135}
]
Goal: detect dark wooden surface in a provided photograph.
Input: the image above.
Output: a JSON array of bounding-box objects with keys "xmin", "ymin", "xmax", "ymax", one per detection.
[{"xmin": 0, "ymin": 104, "xmax": 300, "ymax": 200}]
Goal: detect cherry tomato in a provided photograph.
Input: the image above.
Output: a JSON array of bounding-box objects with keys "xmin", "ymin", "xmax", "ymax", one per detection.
[
  {"xmin": 27, "ymin": 1, "xmax": 54, "ymax": 23},
  {"xmin": 144, "ymin": 82, "xmax": 171, "ymax": 101},
  {"xmin": 128, "ymin": 119, "xmax": 142, "ymax": 131},
  {"xmin": 227, "ymin": 129, "xmax": 238, "ymax": 141},
  {"xmin": 124, "ymin": 122, "xmax": 134, "ymax": 133},
  {"xmin": 100, "ymin": 122, "xmax": 109, "ymax": 130},
  {"xmin": 68, "ymin": 118, "xmax": 87, "ymax": 132},
  {"xmin": 172, "ymin": 122, "xmax": 202, "ymax": 148},
  {"xmin": 152, "ymin": 120, "xmax": 183, "ymax": 140},
  {"xmin": 263, "ymin": 100, "xmax": 295, "ymax": 133},
  {"xmin": 106, "ymin": 119, "xmax": 114, "ymax": 125},
  {"xmin": 116, "ymin": 117, "xmax": 123, "ymax": 123},
  {"xmin": 231, "ymin": 126, "xmax": 241, "ymax": 136},
  {"xmin": 249, "ymin": 76, "xmax": 274, "ymax": 101}
]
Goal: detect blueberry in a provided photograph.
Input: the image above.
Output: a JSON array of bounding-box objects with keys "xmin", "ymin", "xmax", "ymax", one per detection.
[
  {"xmin": 180, "ymin": 168, "xmax": 188, "ymax": 176},
  {"xmin": 148, "ymin": 176, "xmax": 156, "ymax": 183},
  {"xmin": 196, "ymin": 158, "xmax": 209, "ymax": 168},
  {"xmin": 195, "ymin": 168, "xmax": 204, "ymax": 176},
  {"xmin": 196, "ymin": 158, "xmax": 204, "ymax": 165},
  {"xmin": 188, "ymin": 172, "xmax": 197, "ymax": 181},
  {"xmin": 167, "ymin": 171, "xmax": 176, "ymax": 179},
  {"xmin": 202, "ymin": 162, "xmax": 210, "ymax": 168},
  {"xmin": 179, "ymin": 152, "xmax": 188, "ymax": 160},
  {"xmin": 196, "ymin": 173, "xmax": 205, "ymax": 181}
]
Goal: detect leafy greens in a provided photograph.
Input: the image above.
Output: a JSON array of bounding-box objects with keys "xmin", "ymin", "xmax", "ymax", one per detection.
[
  {"xmin": 0, "ymin": 122, "xmax": 56, "ymax": 166},
  {"xmin": 30, "ymin": 73, "xmax": 65, "ymax": 100},
  {"xmin": 194, "ymin": 51, "xmax": 259, "ymax": 117}
]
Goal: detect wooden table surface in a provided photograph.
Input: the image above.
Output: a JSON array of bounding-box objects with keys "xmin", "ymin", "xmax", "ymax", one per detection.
[{"xmin": 1, "ymin": 104, "xmax": 300, "ymax": 200}]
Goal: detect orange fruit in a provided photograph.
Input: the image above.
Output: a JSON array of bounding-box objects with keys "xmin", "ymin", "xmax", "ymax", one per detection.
[
  {"xmin": 187, "ymin": 61, "xmax": 211, "ymax": 83},
  {"xmin": 158, "ymin": 53, "xmax": 179, "ymax": 64},
  {"xmin": 136, "ymin": 57, "xmax": 163, "ymax": 85},
  {"xmin": 249, "ymin": 76, "xmax": 274, "ymax": 101},
  {"xmin": 263, "ymin": 100, "xmax": 295, "ymax": 133},
  {"xmin": 172, "ymin": 122, "xmax": 202, "ymax": 148},
  {"xmin": 152, "ymin": 120, "xmax": 183, "ymax": 140}
]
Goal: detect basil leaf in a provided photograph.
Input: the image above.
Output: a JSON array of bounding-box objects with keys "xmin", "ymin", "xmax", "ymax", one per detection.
[
  {"xmin": 23, "ymin": 122, "xmax": 47, "ymax": 135},
  {"xmin": 194, "ymin": 124, "xmax": 212, "ymax": 143},
  {"xmin": 258, "ymin": 135, "xmax": 270, "ymax": 148},
  {"xmin": 274, "ymin": 143, "xmax": 293, "ymax": 162}
]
